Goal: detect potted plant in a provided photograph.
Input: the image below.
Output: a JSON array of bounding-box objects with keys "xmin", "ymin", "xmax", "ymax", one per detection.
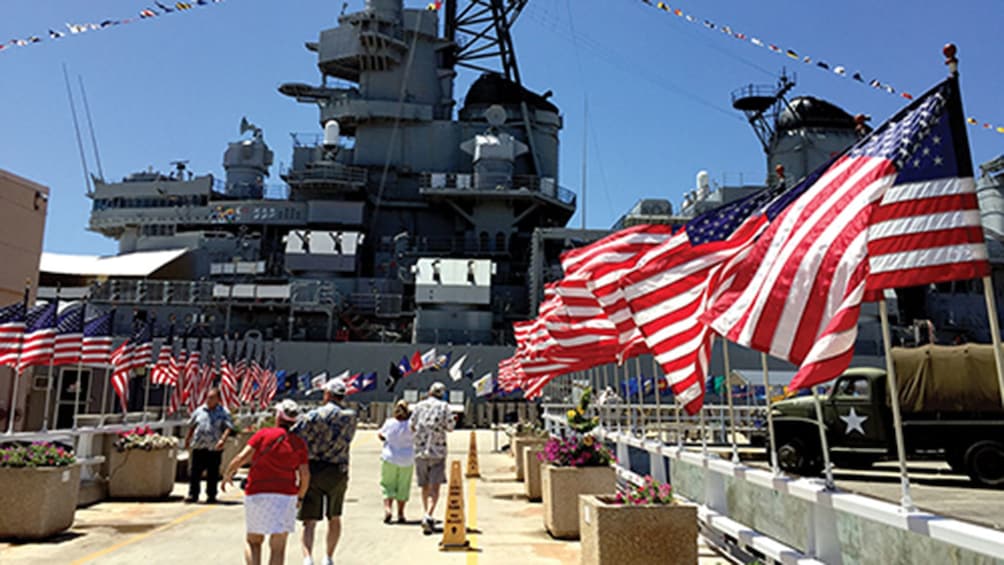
[
  {"xmin": 0, "ymin": 442, "xmax": 80, "ymax": 539},
  {"xmin": 540, "ymin": 387, "xmax": 616, "ymax": 539},
  {"xmin": 523, "ymin": 443, "xmax": 547, "ymax": 501},
  {"xmin": 107, "ymin": 425, "xmax": 179, "ymax": 499},
  {"xmin": 579, "ymin": 477, "xmax": 697, "ymax": 565},
  {"xmin": 512, "ymin": 423, "xmax": 549, "ymax": 481}
]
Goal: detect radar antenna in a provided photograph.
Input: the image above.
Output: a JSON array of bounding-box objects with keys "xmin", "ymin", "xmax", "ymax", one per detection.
[
  {"xmin": 731, "ymin": 70, "xmax": 796, "ymax": 154},
  {"xmin": 240, "ymin": 116, "xmax": 263, "ymax": 140},
  {"xmin": 445, "ymin": 0, "xmax": 528, "ymax": 86}
]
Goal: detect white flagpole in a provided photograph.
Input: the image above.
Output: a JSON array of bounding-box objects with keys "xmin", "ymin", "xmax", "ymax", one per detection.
[
  {"xmin": 811, "ymin": 389, "xmax": 836, "ymax": 489},
  {"xmin": 41, "ymin": 288, "xmax": 62, "ymax": 432},
  {"xmin": 635, "ymin": 356, "xmax": 645, "ymax": 438},
  {"xmin": 71, "ymin": 359, "xmax": 85, "ymax": 430},
  {"xmin": 761, "ymin": 352, "xmax": 780, "ymax": 474},
  {"xmin": 980, "ymin": 275, "xmax": 1004, "ymax": 407},
  {"xmin": 651, "ymin": 356, "xmax": 663, "ymax": 444},
  {"xmin": 6, "ymin": 282, "xmax": 31, "ymax": 435},
  {"xmin": 879, "ymin": 298, "xmax": 916, "ymax": 511},
  {"xmin": 722, "ymin": 338, "xmax": 739, "ymax": 463}
]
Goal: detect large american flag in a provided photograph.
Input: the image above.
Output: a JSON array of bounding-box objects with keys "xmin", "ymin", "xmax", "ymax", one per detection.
[
  {"xmin": 17, "ymin": 302, "xmax": 58, "ymax": 373},
  {"xmin": 219, "ymin": 356, "xmax": 238, "ymax": 409},
  {"xmin": 183, "ymin": 340, "xmax": 202, "ymax": 412},
  {"xmin": 706, "ymin": 75, "xmax": 986, "ymax": 390},
  {"xmin": 168, "ymin": 348, "xmax": 187, "ymax": 415},
  {"xmin": 0, "ymin": 301, "xmax": 26, "ymax": 367},
  {"xmin": 53, "ymin": 304, "xmax": 86, "ymax": 366},
  {"xmin": 80, "ymin": 311, "xmax": 113, "ymax": 366}
]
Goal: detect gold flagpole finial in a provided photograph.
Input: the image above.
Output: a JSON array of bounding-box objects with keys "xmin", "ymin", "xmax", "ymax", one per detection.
[{"xmin": 943, "ymin": 43, "xmax": 958, "ymax": 75}]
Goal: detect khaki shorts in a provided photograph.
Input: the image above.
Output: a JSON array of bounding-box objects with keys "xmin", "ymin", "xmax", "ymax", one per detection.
[
  {"xmin": 414, "ymin": 457, "xmax": 446, "ymax": 487},
  {"xmin": 298, "ymin": 460, "xmax": 349, "ymax": 521}
]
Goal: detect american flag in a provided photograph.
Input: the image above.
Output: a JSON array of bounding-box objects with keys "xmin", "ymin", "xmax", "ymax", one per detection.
[
  {"xmin": 560, "ymin": 224, "xmax": 676, "ymax": 362},
  {"xmin": 168, "ymin": 348, "xmax": 187, "ymax": 415},
  {"xmin": 219, "ymin": 356, "xmax": 238, "ymax": 409},
  {"xmin": 706, "ymin": 75, "xmax": 986, "ymax": 390},
  {"xmin": 617, "ymin": 182, "xmax": 792, "ymax": 414},
  {"xmin": 0, "ymin": 301, "xmax": 26, "ymax": 367},
  {"xmin": 17, "ymin": 302, "xmax": 58, "ymax": 373},
  {"xmin": 150, "ymin": 333, "xmax": 177, "ymax": 386},
  {"xmin": 109, "ymin": 318, "xmax": 152, "ymax": 412},
  {"xmin": 52, "ymin": 303, "xmax": 86, "ymax": 366},
  {"xmin": 183, "ymin": 340, "xmax": 202, "ymax": 412},
  {"xmin": 346, "ymin": 372, "xmax": 377, "ymax": 395},
  {"xmin": 258, "ymin": 353, "xmax": 277, "ymax": 409},
  {"xmin": 80, "ymin": 311, "xmax": 113, "ymax": 366}
]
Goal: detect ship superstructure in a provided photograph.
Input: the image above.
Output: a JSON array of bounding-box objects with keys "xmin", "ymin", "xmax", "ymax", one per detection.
[{"xmin": 84, "ymin": 0, "xmax": 573, "ymax": 344}]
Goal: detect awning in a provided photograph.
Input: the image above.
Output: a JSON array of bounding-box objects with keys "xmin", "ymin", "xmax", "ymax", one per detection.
[{"xmin": 40, "ymin": 248, "xmax": 189, "ymax": 278}]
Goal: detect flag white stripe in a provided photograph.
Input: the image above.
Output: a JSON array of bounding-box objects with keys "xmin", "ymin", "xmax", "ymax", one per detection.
[
  {"xmin": 880, "ymin": 176, "xmax": 975, "ymax": 204},
  {"xmin": 870, "ymin": 243, "xmax": 988, "ymax": 273},
  {"xmin": 869, "ymin": 209, "xmax": 982, "ymax": 240}
]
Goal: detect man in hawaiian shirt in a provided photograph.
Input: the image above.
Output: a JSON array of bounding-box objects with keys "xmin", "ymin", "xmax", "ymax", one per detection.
[
  {"xmin": 184, "ymin": 387, "xmax": 234, "ymax": 503},
  {"xmin": 409, "ymin": 381, "xmax": 456, "ymax": 534},
  {"xmin": 293, "ymin": 378, "xmax": 357, "ymax": 565}
]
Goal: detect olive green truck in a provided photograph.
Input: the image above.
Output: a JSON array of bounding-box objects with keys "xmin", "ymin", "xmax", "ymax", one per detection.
[{"xmin": 770, "ymin": 344, "xmax": 1004, "ymax": 487}]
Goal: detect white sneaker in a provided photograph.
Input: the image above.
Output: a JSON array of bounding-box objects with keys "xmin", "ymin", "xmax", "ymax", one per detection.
[
  {"xmin": 323, "ymin": 558, "xmax": 334, "ymax": 565},
  {"xmin": 303, "ymin": 558, "xmax": 314, "ymax": 565}
]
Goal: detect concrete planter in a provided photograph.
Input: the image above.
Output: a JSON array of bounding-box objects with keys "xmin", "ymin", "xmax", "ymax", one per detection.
[
  {"xmin": 220, "ymin": 432, "xmax": 253, "ymax": 474},
  {"xmin": 523, "ymin": 445, "xmax": 546, "ymax": 501},
  {"xmin": 513, "ymin": 436, "xmax": 548, "ymax": 481},
  {"xmin": 108, "ymin": 447, "xmax": 177, "ymax": 499},
  {"xmin": 579, "ymin": 495, "xmax": 698, "ymax": 565},
  {"xmin": 0, "ymin": 464, "xmax": 81, "ymax": 539},
  {"xmin": 541, "ymin": 464, "xmax": 616, "ymax": 540}
]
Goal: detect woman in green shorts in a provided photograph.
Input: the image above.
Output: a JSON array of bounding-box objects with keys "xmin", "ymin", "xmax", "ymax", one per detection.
[{"xmin": 377, "ymin": 400, "xmax": 414, "ymax": 523}]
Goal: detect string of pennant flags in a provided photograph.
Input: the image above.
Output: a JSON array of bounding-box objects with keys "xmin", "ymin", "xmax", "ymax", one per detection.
[
  {"xmin": 639, "ymin": 0, "xmax": 1004, "ymax": 136},
  {"xmin": 1, "ymin": 0, "xmax": 1000, "ymax": 135}
]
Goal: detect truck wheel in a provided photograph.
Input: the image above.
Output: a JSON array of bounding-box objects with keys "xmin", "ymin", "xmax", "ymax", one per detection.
[
  {"xmin": 777, "ymin": 439, "xmax": 822, "ymax": 476},
  {"xmin": 965, "ymin": 441, "xmax": 1004, "ymax": 487}
]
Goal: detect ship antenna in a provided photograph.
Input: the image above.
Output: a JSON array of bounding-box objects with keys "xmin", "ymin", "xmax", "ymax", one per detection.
[
  {"xmin": 62, "ymin": 63, "xmax": 93, "ymax": 196},
  {"xmin": 78, "ymin": 75, "xmax": 106, "ymax": 182},
  {"xmin": 580, "ymin": 96, "xmax": 587, "ymax": 230}
]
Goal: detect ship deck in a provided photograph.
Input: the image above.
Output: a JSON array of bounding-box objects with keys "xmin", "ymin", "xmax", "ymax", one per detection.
[{"xmin": 0, "ymin": 430, "xmax": 726, "ymax": 564}]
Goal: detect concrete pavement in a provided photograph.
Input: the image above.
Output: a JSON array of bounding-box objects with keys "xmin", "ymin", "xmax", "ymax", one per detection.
[{"xmin": 0, "ymin": 430, "xmax": 727, "ymax": 564}]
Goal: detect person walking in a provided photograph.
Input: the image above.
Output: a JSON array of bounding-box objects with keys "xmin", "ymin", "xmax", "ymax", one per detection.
[
  {"xmin": 223, "ymin": 399, "xmax": 310, "ymax": 565},
  {"xmin": 377, "ymin": 400, "xmax": 414, "ymax": 524},
  {"xmin": 409, "ymin": 382, "xmax": 455, "ymax": 535},
  {"xmin": 293, "ymin": 378, "xmax": 357, "ymax": 565},
  {"xmin": 185, "ymin": 387, "xmax": 234, "ymax": 504}
]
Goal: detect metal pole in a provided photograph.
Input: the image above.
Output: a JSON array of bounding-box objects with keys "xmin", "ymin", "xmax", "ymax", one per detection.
[
  {"xmin": 811, "ymin": 389, "xmax": 836, "ymax": 489},
  {"xmin": 651, "ymin": 356, "xmax": 663, "ymax": 444},
  {"xmin": 879, "ymin": 298, "xmax": 916, "ymax": 511},
  {"xmin": 675, "ymin": 380, "xmax": 683, "ymax": 448},
  {"xmin": 98, "ymin": 365, "xmax": 110, "ymax": 427},
  {"xmin": 635, "ymin": 356, "xmax": 645, "ymax": 438},
  {"xmin": 761, "ymin": 352, "xmax": 780, "ymax": 474},
  {"xmin": 698, "ymin": 404, "xmax": 708, "ymax": 457},
  {"xmin": 601, "ymin": 364, "xmax": 610, "ymax": 428},
  {"xmin": 41, "ymin": 361, "xmax": 57, "ymax": 432},
  {"xmin": 980, "ymin": 275, "xmax": 1004, "ymax": 408},
  {"xmin": 71, "ymin": 358, "xmax": 85, "ymax": 430},
  {"xmin": 6, "ymin": 370, "xmax": 21, "ymax": 435},
  {"xmin": 723, "ymin": 339, "xmax": 739, "ymax": 463}
]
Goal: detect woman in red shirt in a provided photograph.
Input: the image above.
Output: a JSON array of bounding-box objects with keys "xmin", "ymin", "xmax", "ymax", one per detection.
[{"xmin": 224, "ymin": 399, "xmax": 310, "ymax": 565}]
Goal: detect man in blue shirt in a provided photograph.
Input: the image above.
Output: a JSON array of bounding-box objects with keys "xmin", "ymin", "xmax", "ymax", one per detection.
[
  {"xmin": 184, "ymin": 387, "xmax": 234, "ymax": 503},
  {"xmin": 293, "ymin": 378, "xmax": 357, "ymax": 565}
]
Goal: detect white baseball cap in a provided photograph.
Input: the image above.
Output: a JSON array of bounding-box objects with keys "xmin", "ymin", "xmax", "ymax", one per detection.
[{"xmin": 324, "ymin": 378, "xmax": 347, "ymax": 396}]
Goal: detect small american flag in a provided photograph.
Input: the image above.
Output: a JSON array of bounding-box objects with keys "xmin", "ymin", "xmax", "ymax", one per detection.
[
  {"xmin": 109, "ymin": 316, "xmax": 153, "ymax": 411},
  {"xmin": 150, "ymin": 334, "xmax": 176, "ymax": 386},
  {"xmin": 80, "ymin": 311, "xmax": 113, "ymax": 366},
  {"xmin": 52, "ymin": 303, "xmax": 86, "ymax": 366},
  {"xmin": 219, "ymin": 356, "xmax": 239, "ymax": 409},
  {"xmin": 17, "ymin": 302, "xmax": 58, "ymax": 373},
  {"xmin": 0, "ymin": 301, "xmax": 26, "ymax": 367}
]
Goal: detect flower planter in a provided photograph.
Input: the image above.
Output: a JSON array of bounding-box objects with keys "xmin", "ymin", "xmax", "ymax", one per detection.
[
  {"xmin": 513, "ymin": 436, "xmax": 548, "ymax": 481},
  {"xmin": 0, "ymin": 464, "xmax": 81, "ymax": 539},
  {"xmin": 107, "ymin": 447, "xmax": 177, "ymax": 499},
  {"xmin": 541, "ymin": 464, "xmax": 616, "ymax": 539},
  {"xmin": 579, "ymin": 495, "xmax": 697, "ymax": 565},
  {"xmin": 523, "ymin": 445, "xmax": 546, "ymax": 501},
  {"xmin": 220, "ymin": 431, "xmax": 253, "ymax": 473}
]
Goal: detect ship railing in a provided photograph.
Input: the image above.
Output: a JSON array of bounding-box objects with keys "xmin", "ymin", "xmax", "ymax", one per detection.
[
  {"xmin": 419, "ymin": 172, "xmax": 576, "ymax": 206},
  {"xmin": 283, "ymin": 163, "xmax": 368, "ymax": 186},
  {"xmin": 347, "ymin": 292, "xmax": 402, "ymax": 317}
]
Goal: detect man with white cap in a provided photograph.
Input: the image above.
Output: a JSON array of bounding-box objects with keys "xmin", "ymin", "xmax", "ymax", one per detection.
[
  {"xmin": 292, "ymin": 377, "xmax": 357, "ymax": 565},
  {"xmin": 409, "ymin": 381, "xmax": 455, "ymax": 535}
]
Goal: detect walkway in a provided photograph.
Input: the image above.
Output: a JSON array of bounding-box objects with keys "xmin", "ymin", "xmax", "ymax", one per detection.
[{"xmin": 1, "ymin": 430, "xmax": 726, "ymax": 564}]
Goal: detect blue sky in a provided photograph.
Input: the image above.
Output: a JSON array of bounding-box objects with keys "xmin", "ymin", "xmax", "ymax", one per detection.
[{"xmin": 1, "ymin": 0, "xmax": 1001, "ymax": 255}]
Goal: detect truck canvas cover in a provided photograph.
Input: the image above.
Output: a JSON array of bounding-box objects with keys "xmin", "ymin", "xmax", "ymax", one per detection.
[{"xmin": 892, "ymin": 345, "xmax": 1004, "ymax": 413}]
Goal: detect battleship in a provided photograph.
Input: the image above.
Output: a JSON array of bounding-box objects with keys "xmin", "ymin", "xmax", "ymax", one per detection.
[{"xmin": 36, "ymin": 0, "xmax": 1004, "ymax": 404}]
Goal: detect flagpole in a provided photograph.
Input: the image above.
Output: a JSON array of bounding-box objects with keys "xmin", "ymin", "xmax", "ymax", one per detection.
[
  {"xmin": 761, "ymin": 352, "xmax": 779, "ymax": 474},
  {"xmin": 634, "ymin": 356, "xmax": 645, "ymax": 438},
  {"xmin": 811, "ymin": 388, "xmax": 836, "ymax": 489},
  {"xmin": 880, "ymin": 298, "xmax": 916, "ymax": 511},
  {"xmin": 722, "ymin": 338, "xmax": 739, "ymax": 463},
  {"xmin": 71, "ymin": 325, "xmax": 86, "ymax": 432},
  {"xmin": 980, "ymin": 276, "xmax": 1004, "ymax": 407},
  {"xmin": 41, "ymin": 287, "xmax": 61, "ymax": 432},
  {"xmin": 6, "ymin": 282, "xmax": 31, "ymax": 435},
  {"xmin": 651, "ymin": 356, "xmax": 663, "ymax": 444},
  {"xmin": 601, "ymin": 363, "xmax": 610, "ymax": 429}
]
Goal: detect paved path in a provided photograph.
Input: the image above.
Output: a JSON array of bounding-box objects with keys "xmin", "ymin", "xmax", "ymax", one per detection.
[{"xmin": 1, "ymin": 430, "xmax": 726, "ymax": 564}]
